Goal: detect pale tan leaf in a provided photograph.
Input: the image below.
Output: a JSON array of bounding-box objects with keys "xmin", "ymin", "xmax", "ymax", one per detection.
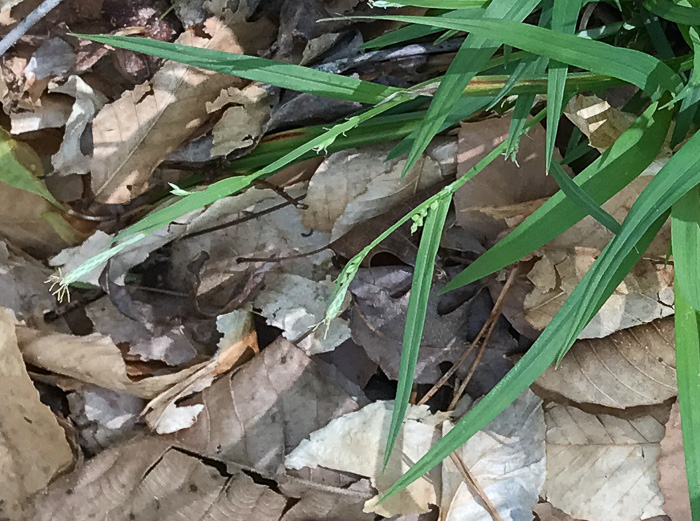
[
  {"xmin": 302, "ymin": 138, "xmax": 455, "ymax": 240},
  {"xmin": 9, "ymin": 95, "xmax": 71, "ymax": 134},
  {"xmin": 90, "ymin": 15, "xmax": 273, "ymax": 203},
  {"xmin": 0, "ymin": 240, "xmax": 54, "ymax": 323},
  {"xmin": 544, "ymin": 403, "xmax": 668, "ymax": 521},
  {"xmin": 0, "ymin": 308, "xmax": 73, "ymax": 520},
  {"xmin": 658, "ymin": 401, "xmax": 691, "ymax": 521},
  {"xmin": 535, "ymin": 318, "xmax": 676, "ymax": 408}
]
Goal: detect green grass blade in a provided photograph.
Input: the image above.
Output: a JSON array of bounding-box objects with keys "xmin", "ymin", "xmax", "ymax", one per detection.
[
  {"xmin": 382, "ymin": 212, "xmax": 668, "ymax": 500},
  {"xmin": 550, "ymin": 160, "xmax": 621, "ymax": 234},
  {"xmin": 673, "ymin": 185, "xmax": 700, "ymax": 310},
  {"xmin": 674, "ymin": 288, "xmax": 700, "ymax": 518},
  {"xmin": 359, "ymin": 15, "xmax": 684, "ymax": 99},
  {"xmin": 442, "ymin": 99, "xmax": 673, "ymax": 292},
  {"xmin": 546, "ymin": 0, "xmax": 581, "ymax": 172},
  {"xmin": 384, "ymin": 194, "xmax": 452, "ymax": 466},
  {"xmin": 672, "ymin": 27, "xmax": 700, "ymax": 146},
  {"xmin": 72, "ymin": 33, "xmax": 399, "ymax": 105},
  {"xmin": 644, "ymin": 0, "xmax": 700, "ymax": 25},
  {"xmin": 399, "ymin": 0, "xmax": 542, "ymax": 176},
  {"xmin": 373, "ymin": 0, "xmax": 488, "ymax": 7}
]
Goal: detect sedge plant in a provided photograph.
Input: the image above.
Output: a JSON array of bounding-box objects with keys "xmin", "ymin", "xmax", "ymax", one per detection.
[{"xmin": 45, "ymin": 0, "xmax": 700, "ymax": 515}]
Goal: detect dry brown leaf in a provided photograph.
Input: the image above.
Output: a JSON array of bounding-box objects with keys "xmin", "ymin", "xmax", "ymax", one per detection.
[
  {"xmin": 0, "ymin": 308, "xmax": 73, "ymax": 520},
  {"xmin": 533, "ymin": 502, "xmax": 585, "ymax": 521},
  {"xmin": 90, "ymin": 15, "xmax": 274, "ymax": 203},
  {"xmin": 535, "ymin": 318, "xmax": 676, "ymax": 408},
  {"xmin": 16, "ymin": 326, "xmax": 203, "ymax": 399},
  {"xmin": 9, "ymin": 95, "xmax": 72, "ymax": 134},
  {"xmin": 544, "ymin": 402, "xmax": 668, "ymax": 521},
  {"xmin": 302, "ymin": 138, "xmax": 455, "ymax": 240},
  {"xmin": 29, "ymin": 338, "xmax": 367, "ymax": 520},
  {"xmin": 207, "ymin": 83, "xmax": 272, "ymax": 157},
  {"xmin": 454, "ymin": 115, "xmax": 563, "ymax": 245},
  {"xmin": 0, "ymin": 240, "xmax": 54, "ymax": 323},
  {"xmin": 658, "ymin": 401, "xmax": 691, "ymax": 521}
]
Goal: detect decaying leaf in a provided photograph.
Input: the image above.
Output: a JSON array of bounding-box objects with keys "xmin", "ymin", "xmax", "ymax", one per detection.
[
  {"xmin": 0, "ymin": 308, "xmax": 73, "ymax": 520},
  {"xmin": 535, "ymin": 318, "xmax": 676, "ymax": 408},
  {"xmin": 9, "ymin": 95, "xmax": 72, "ymax": 134},
  {"xmin": 302, "ymin": 138, "xmax": 456, "ymax": 240},
  {"xmin": 544, "ymin": 402, "xmax": 668, "ymax": 521},
  {"xmin": 658, "ymin": 401, "xmax": 691, "ymax": 521},
  {"xmin": 207, "ymin": 83, "xmax": 272, "ymax": 157},
  {"xmin": 253, "ymin": 273, "xmax": 351, "ymax": 354},
  {"xmin": 90, "ymin": 15, "xmax": 273, "ymax": 203},
  {"xmin": 454, "ymin": 115, "xmax": 563, "ymax": 245},
  {"xmin": 175, "ymin": 337, "xmax": 362, "ymax": 475},
  {"xmin": 565, "ymin": 94, "xmax": 671, "ymax": 174},
  {"xmin": 286, "ymin": 390, "xmax": 545, "ymax": 518},
  {"xmin": 50, "ymin": 75, "xmax": 108, "ymax": 176},
  {"xmin": 533, "ymin": 502, "xmax": 586, "ymax": 521},
  {"xmin": 0, "ymin": 240, "xmax": 54, "ymax": 323}
]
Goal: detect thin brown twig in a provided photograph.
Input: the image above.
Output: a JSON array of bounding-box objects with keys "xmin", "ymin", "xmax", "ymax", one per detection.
[
  {"xmin": 449, "ymin": 452, "xmax": 505, "ymax": 521},
  {"xmin": 236, "ymin": 244, "xmax": 330, "ymax": 263},
  {"xmin": 447, "ymin": 267, "xmax": 519, "ymax": 410}
]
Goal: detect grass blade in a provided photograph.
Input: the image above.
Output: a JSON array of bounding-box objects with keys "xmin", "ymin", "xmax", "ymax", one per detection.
[
  {"xmin": 384, "ymin": 194, "xmax": 452, "ymax": 465},
  {"xmin": 442, "ymin": 99, "xmax": 673, "ymax": 292},
  {"xmin": 674, "ymin": 288, "xmax": 700, "ymax": 518},
  {"xmin": 72, "ymin": 33, "xmax": 399, "ymax": 105},
  {"xmin": 358, "ymin": 14, "xmax": 684, "ymax": 99},
  {"xmin": 398, "ymin": 0, "xmax": 541, "ymax": 175},
  {"xmin": 546, "ymin": 0, "xmax": 581, "ymax": 172},
  {"xmin": 644, "ymin": 0, "xmax": 700, "ymax": 25},
  {"xmin": 672, "ymin": 27, "xmax": 700, "ymax": 146},
  {"xmin": 373, "ymin": 0, "xmax": 488, "ymax": 7},
  {"xmin": 550, "ymin": 160, "xmax": 621, "ymax": 234},
  {"xmin": 673, "ymin": 185, "xmax": 700, "ymax": 310}
]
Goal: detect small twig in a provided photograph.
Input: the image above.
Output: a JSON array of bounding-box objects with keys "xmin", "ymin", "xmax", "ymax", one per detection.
[
  {"xmin": 179, "ymin": 195, "xmax": 306, "ymax": 241},
  {"xmin": 447, "ymin": 268, "xmax": 519, "ymax": 411},
  {"xmin": 253, "ymin": 179, "xmax": 308, "ymax": 209},
  {"xmin": 236, "ymin": 244, "xmax": 330, "ymax": 263},
  {"xmin": 449, "ymin": 452, "xmax": 505, "ymax": 521},
  {"xmin": 0, "ymin": 0, "xmax": 64, "ymax": 56}
]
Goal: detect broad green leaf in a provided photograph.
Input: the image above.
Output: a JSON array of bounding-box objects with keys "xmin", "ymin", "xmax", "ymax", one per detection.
[
  {"xmin": 674, "ymin": 289, "xmax": 700, "ymax": 518},
  {"xmin": 388, "ymin": 108, "xmax": 700, "ymax": 499},
  {"xmin": 72, "ymin": 33, "xmax": 399, "ymax": 105},
  {"xmin": 399, "ymin": 0, "xmax": 542, "ymax": 176},
  {"xmin": 384, "ymin": 194, "xmax": 452, "ymax": 465},
  {"xmin": 0, "ymin": 128, "xmax": 61, "ymax": 208},
  {"xmin": 546, "ymin": 0, "xmax": 581, "ymax": 172},
  {"xmin": 442, "ymin": 99, "xmax": 673, "ymax": 292},
  {"xmin": 644, "ymin": 0, "xmax": 700, "ymax": 24},
  {"xmin": 673, "ymin": 185, "xmax": 700, "ymax": 309},
  {"xmin": 362, "ymin": 15, "xmax": 684, "ymax": 99},
  {"xmin": 550, "ymin": 160, "xmax": 621, "ymax": 234}
]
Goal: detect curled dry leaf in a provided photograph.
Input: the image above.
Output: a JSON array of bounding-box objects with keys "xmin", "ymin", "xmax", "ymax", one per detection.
[
  {"xmin": 535, "ymin": 317, "xmax": 676, "ymax": 408},
  {"xmin": 544, "ymin": 402, "xmax": 668, "ymax": 521},
  {"xmin": 90, "ymin": 15, "xmax": 274, "ymax": 203},
  {"xmin": 286, "ymin": 390, "xmax": 545, "ymax": 519},
  {"xmin": 658, "ymin": 401, "xmax": 691, "ymax": 521},
  {"xmin": 302, "ymin": 138, "xmax": 456, "ymax": 241},
  {"xmin": 564, "ymin": 94, "xmax": 671, "ymax": 174},
  {"xmin": 0, "ymin": 308, "xmax": 73, "ymax": 521},
  {"xmin": 50, "ymin": 75, "xmax": 108, "ymax": 176},
  {"xmin": 454, "ymin": 115, "xmax": 563, "ymax": 245}
]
